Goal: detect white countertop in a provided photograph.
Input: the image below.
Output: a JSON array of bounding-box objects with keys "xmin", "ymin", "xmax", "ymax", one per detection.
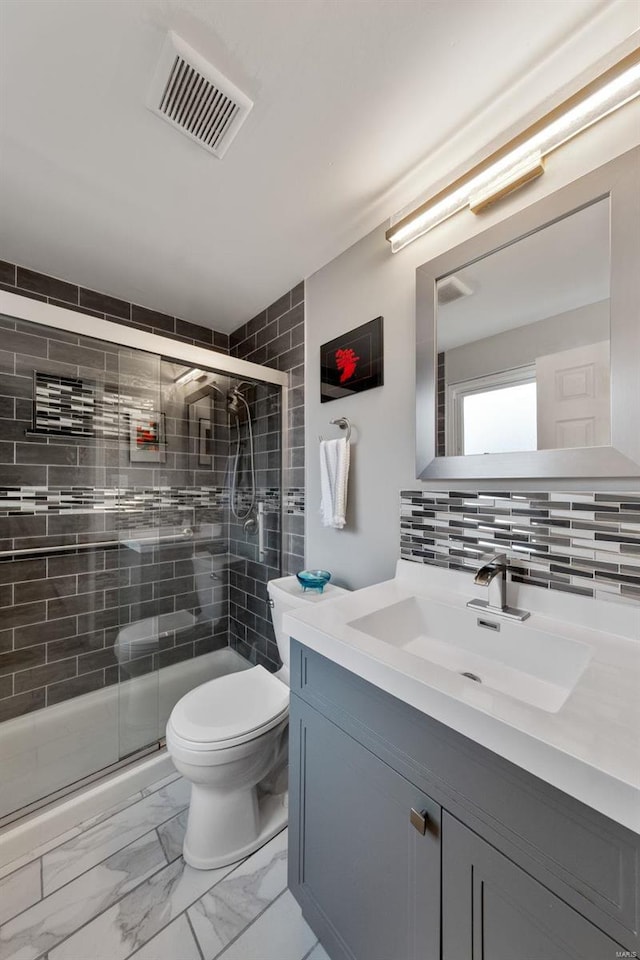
[{"xmin": 283, "ymin": 560, "xmax": 640, "ymax": 834}]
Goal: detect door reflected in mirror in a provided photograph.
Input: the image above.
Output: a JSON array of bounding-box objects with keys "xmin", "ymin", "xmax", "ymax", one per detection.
[{"xmin": 436, "ymin": 197, "xmax": 610, "ymax": 457}]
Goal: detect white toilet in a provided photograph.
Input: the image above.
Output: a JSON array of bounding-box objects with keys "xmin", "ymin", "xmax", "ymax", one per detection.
[{"xmin": 166, "ymin": 574, "xmax": 348, "ymax": 869}]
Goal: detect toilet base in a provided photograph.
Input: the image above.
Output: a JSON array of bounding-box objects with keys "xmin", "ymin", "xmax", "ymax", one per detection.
[{"xmin": 183, "ymin": 790, "xmax": 288, "ymax": 870}]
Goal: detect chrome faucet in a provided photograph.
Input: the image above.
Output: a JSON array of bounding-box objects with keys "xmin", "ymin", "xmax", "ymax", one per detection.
[
  {"xmin": 467, "ymin": 552, "xmax": 530, "ymax": 622},
  {"xmin": 474, "ymin": 553, "xmax": 508, "ymax": 609}
]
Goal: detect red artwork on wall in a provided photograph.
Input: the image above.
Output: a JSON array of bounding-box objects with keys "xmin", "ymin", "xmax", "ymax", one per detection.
[
  {"xmin": 320, "ymin": 317, "xmax": 383, "ymax": 403},
  {"xmin": 335, "ymin": 347, "xmax": 360, "ymax": 383}
]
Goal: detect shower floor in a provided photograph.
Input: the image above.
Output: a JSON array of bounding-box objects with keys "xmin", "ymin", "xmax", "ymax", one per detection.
[
  {"xmin": 0, "ymin": 770, "xmax": 326, "ymax": 960},
  {"xmin": 0, "ymin": 648, "xmax": 249, "ymax": 824}
]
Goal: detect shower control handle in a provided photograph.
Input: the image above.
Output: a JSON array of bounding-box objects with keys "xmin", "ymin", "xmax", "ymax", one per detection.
[
  {"xmin": 257, "ymin": 502, "xmax": 266, "ymax": 561},
  {"xmin": 243, "ymin": 517, "xmax": 258, "ymax": 535}
]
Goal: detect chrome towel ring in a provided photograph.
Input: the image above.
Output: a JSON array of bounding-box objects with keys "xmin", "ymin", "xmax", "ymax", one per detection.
[{"xmin": 319, "ymin": 416, "xmax": 352, "ymax": 442}]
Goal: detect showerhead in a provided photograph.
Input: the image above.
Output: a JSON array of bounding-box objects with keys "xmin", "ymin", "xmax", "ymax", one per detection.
[
  {"xmin": 227, "ymin": 386, "xmax": 243, "ymax": 417},
  {"xmin": 227, "ymin": 382, "xmax": 252, "ymax": 417}
]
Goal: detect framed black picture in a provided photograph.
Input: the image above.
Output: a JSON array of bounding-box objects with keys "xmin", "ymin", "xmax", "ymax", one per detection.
[{"xmin": 320, "ymin": 316, "xmax": 383, "ymax": 403}]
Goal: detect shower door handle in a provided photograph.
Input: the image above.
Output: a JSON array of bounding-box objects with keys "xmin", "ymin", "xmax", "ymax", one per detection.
[{"xmin": 257, "ymin": 501, "xmax": 266, "ymax": 561}]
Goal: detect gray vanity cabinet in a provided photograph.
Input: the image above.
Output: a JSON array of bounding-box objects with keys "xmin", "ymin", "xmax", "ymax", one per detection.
[
  {"xmin": 291, "ymin": 698, "xmax": 440, "ymax": 960},
  {"xmin": 442, "ymin": 813, "xmax": 621, "ymax": 960},
  {"xmin": 288, "ymin": 640, "xmax": 637, "ymax": 960}
]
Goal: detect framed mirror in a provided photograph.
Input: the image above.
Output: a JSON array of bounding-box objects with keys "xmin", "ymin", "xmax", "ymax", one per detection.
[{"xmin": 416, "ymin": 147, "xmax": 640, "ymax": 479}]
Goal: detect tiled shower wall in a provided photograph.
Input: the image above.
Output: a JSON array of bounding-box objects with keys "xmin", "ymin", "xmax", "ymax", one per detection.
[
  {"xmin": 0, "ymin": 260, "xmax": 229, "ymax": 353},
  {"xmin": 0, "ymin": 317, "xmax": 229, "ymax": 722},
  {"xmin": 227, "ymin": 283, "xmax": 305, "ymax": 669},
  {"xmin": 400, "ymin": 490, "xmax": 640, "ymax": 602}
]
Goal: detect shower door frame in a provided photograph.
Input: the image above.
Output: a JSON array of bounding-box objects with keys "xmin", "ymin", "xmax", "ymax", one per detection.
[
  {"xmin": 0, "ymin": 290, "xmax": 289, "ymax": 392},
  {"xmin": 0, "ymin": 289, "xmax": 290, "ymax": 825}
]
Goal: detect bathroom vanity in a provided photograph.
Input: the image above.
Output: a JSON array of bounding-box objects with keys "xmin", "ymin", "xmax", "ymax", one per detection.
[{"xmin": 284, "ymin": 563, "xmax": 640, "ymax": 960}]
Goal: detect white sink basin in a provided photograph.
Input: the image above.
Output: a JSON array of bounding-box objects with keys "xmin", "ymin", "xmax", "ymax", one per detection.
[{"xmin": 348, "ymin": 595, "xmax": 594, "ymax": 713}]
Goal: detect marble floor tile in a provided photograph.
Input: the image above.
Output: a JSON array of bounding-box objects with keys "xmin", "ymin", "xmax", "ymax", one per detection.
[
  {"xmin": 128, "ymin": 915, "xmax": 201, "ymax": 960},
  {"xmin": 215, "ymin": 889, "xmax": 316, "ymax": 960},
  {"xmin": 188, "ymin": 829, "xmax": 287, "ymax": 960},
  {"xmin": 49, "ymin": 852, "xmax": 236, "ymax": 960},
  {"xmin": 0, "ymin": 832, "xmax": 166, "ymax": 960},
  {"xmin": 42, "ymin": 778, "xmax": 190, "ymax": 895},
  {"xmin": 156, "ymin": 809, "xmax": 188, "ymax": 864},
  {"xmin": 0, "ymin": 860, "xmax": 41, "ymax": 926}
]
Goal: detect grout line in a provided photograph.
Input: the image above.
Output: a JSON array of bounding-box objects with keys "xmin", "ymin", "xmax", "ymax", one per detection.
[
  {"xmin": 301, "ymin": 942, "xmax": 320, "ymax": 960},
  {"xmin": 185, "ymin": 909, "xmax": 206, "ymax": 960},
  {"xmin": 155, "ymin": 825, "xmax": 170, "ymax": 865}
]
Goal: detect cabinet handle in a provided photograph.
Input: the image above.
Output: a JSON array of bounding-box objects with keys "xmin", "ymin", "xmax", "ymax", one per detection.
[{"xmin": 410, "ymin": 808, "xmax": 429, "ymax": 835}]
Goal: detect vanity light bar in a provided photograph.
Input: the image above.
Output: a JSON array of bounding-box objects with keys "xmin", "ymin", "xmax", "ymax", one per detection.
[{"xmin": 386, "ymin": 48, "xmax": 640, "ymax": 252}]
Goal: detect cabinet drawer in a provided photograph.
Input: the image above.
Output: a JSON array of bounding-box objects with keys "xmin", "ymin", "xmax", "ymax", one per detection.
[{"xmin": 291, "ymin": 639, "xmax": 640, "ymax": 949}]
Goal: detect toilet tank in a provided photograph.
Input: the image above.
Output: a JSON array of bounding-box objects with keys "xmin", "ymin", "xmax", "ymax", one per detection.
[{"xmin": 267, "ymin": 575, "xmax": 349, "ymax": 675}]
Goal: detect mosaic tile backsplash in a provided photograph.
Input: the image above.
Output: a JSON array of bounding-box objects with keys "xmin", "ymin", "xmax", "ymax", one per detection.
[{"xmin": 401, "ymin": 490, "xmax": 640, "ymax": 602}]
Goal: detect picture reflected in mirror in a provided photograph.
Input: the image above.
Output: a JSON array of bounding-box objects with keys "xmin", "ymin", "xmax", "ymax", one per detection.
[{"xmin": 435, "ymin": 197, "xmax": 610, "ymax": 457}]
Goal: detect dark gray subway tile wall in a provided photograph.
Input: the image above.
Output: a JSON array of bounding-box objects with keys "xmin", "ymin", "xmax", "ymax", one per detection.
[
  {"xmin": 0, "ymin": 259, "xmax": 229, "ymax": 352},
  {"xmin": 400, "ymin": 490, "xmax": 640, "ymax": 601},
  {"xmin": 0, "ymin": 318, "xmax": 230, "ymax": 722},
  {"xmin": 228, "ymin": 282, "xmax": 305, "ymax": 670},
  {"xmin": 0, "ymin": 259, "xmax": 305, "ymax": 690}
]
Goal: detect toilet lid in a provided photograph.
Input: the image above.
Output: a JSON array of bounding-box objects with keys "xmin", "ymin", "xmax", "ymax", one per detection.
[{"xmin": 169, "ymin": 666, "xmax": 289, "ymax": 746}]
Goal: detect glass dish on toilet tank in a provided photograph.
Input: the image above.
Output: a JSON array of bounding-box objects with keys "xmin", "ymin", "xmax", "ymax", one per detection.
[{"xmin": 297, "ymin": 569, "xmax": 332, "ymax": 592}]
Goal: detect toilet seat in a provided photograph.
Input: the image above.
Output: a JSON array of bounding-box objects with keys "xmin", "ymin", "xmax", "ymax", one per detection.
[{"xmin": 167, "ymin": 665, "xmax": 289, "ymax": 751}]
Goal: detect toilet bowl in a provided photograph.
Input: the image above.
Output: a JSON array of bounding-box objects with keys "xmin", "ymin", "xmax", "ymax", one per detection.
[
  {"xmin": 166, "ymin": 665, "xmax": 289, "ymax": 868},
  {"xmin": 166, "ymin": 573, "xmax": 349, "ymax": 869}
]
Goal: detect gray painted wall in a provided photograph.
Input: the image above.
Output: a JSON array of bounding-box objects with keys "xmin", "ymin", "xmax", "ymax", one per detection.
[{"xmin": 305, "ymin": 103, "xmax": 640, "ymax": 590}]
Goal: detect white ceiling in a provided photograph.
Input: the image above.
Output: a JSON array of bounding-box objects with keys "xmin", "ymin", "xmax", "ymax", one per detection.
[{"xmin": 0, "ymin": 0, "xmax": 636, "ymax": 332}]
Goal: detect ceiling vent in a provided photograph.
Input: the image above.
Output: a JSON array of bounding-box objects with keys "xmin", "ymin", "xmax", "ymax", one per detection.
[
  {"xmin": 147, "ymin": 31, "xmax": 253, "ymax": 159},
  {"xmin": 437, "ymin": 274, "xmax": 473, "ymax": 305}
]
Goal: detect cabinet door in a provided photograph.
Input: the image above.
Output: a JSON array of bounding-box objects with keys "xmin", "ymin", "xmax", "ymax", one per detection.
[
  {"xmin": 289, "ymin": 695, "xmax": 440, "ymax": 960},
  {"xmin": 442, "ymin": 812, "xmax": 625, "ymax": 960}
]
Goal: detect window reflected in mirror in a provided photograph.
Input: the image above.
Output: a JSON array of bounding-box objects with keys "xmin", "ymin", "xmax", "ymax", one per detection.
[{"xmin": 435, "ymin": 197, "xmax": 611, "ymax": 456}]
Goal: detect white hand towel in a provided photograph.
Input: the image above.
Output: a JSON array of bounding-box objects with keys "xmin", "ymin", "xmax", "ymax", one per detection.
[{"xmin": 319, "ymin": 437, "xmax": 350, "ymax": 529}]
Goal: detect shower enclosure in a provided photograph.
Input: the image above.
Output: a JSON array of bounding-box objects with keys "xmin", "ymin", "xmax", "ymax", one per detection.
[{"xmin": 0, "ymin": 299, "xmax": 287, "ymax": 825}]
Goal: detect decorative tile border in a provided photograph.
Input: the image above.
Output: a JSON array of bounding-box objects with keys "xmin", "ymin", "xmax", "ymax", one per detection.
[
  {"xmin": 284, "ymin": 487, "xmax": 305, "ymax": 516},
  {"xmin": 0, "ymin": 485, "xmax": 227, "ymax": 516},
  {"xmin": 400, "ymin": 490, "xmax": 640, "ymax": 601},
  {"xmin": 0, "ymin": 485, "xmax": 295, "ymax": 518}
]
